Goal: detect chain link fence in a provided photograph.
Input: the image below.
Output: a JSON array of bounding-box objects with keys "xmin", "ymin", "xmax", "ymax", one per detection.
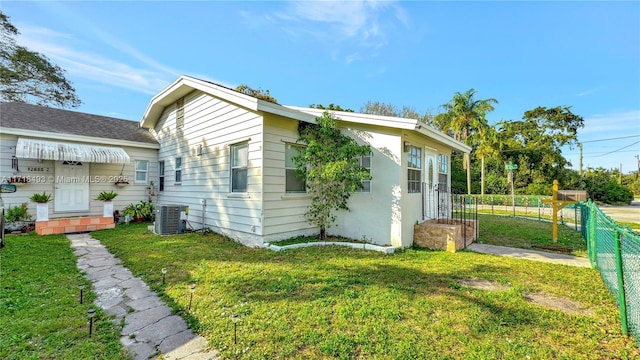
[{"xmin": 579, "ymin": 201, "xmax": 639, "ymax": 346}]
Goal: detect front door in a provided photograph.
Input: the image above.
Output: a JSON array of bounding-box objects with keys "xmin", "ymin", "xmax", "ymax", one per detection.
[
  {"xmin": 424, "ymin": 150, "xmax": 438, "ymax": 219},
  {"xmin": 55, "ymin": 161, "xmax": 89, "ymax": 212}
]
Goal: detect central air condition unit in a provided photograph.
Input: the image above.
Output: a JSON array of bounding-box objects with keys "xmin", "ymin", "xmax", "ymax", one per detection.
[{"xmin": 155, "ymin": 205, "xmax": 188, "ymax": 235}]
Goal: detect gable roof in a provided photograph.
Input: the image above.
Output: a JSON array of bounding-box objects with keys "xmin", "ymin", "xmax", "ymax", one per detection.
[
  {"xmin": 1, "ymin": 102, "xmax": 158, "ymax": 148},
  {"xmin": 140, "ymin": 75, "xmax": 316, "ymax": 129},
  {"xmin": 140, "ymin": 75, "xmax": 470, "ymax": 153}
]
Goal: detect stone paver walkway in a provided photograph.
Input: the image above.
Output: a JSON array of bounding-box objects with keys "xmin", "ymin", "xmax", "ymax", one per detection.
[
  {"xmin": 467, "ymin": 243, "xmax": 592, "ymax": 268},
  {"xmin": 67, "ymin": 233, "xmax": 219, "ymax": 360}
]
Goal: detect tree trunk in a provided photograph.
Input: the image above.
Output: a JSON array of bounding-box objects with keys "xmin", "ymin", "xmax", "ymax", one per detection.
[
  {"xmin": 481, "ymin": 156, "xmax": 485, "ymax": 196},
  {"xmin": 320, "ymin": 227, "xmax": 326, "ymax": 241}
]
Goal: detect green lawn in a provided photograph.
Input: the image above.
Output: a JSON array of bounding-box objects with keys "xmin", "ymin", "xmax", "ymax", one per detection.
[
  {"xmin": 90, "ymin": 223, "xmax": 639, "ymax": 359},
  {"xmin": 476, "ymin": 214, "xmax": 588, "ymax": 257},
  {"xmin": 0, "ymin": 233, "xmax": 129, "ymax": 360}
]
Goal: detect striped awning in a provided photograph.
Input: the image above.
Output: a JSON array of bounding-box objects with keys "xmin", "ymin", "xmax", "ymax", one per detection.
[{"xmin": 16, "ymin": 138, "xmax": 130, "ymax": 164}]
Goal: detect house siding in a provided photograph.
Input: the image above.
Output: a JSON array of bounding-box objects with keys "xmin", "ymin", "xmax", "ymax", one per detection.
[
  {"xmin": 153, "ymin": 91, "xmax": 265, "ymax": 246},
  {"xmin": 0, "ymin": 133, "xmax": 157, "ymax": 219}
]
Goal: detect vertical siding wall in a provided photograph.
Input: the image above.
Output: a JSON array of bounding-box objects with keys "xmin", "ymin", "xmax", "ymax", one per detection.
[
  {"xmin": 154, "ymin": 91, "xmax": 265, "ymax": 246},
  {"xmin": 0, "ymin": 134, "xmax": 157, "ymax": 219}
]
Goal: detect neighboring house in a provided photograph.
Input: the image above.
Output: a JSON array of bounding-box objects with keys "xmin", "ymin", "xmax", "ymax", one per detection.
[
  {"xmin": 0, "ymin": 102, "xmax": 159, "ymax": 224},
  {"xmin": 140, "ymin": 76, "xmax": 471, "ymax": 248}
]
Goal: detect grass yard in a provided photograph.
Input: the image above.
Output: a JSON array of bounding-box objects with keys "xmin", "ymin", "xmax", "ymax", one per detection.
[
  {"xmin": 476, "ymin": 214, "xmax": 588, "ymax": 257},
  {"xmin": 0, "ymin": 233, "xmax": 128, "ymax": 360},
  {"xmin": 91, "ymin": 223, "xmax": 639, "ymax": 359}
]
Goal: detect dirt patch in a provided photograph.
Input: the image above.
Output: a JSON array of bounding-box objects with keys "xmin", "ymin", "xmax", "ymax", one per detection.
[
  {"xmin": 457, "ymin": 279, "xmax": 594, "ymax": 316},
  {"xmin": 525, "ymin": 292, "xmax": 593, "ymax": 316},
  {"xmin": 458, "ymin": 278, "xmax": 510, "ymax": 291}
]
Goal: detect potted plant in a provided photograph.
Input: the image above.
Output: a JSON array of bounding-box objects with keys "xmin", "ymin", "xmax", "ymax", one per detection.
[
  {"xmin": 96, "ymin": 191, "xmax": 118, "ymax": 218},
  {"xmin": 8, "ymin": 176, "xmax": 29, "ymax": 187},
  {"xmin": 29, "ymin": 192, "xmax": 52, "ymax": 221},
  {"xmin": 114, "ymin": 179, "xmax": 129, "ymax": 188},
  {"xmin": 122, "ymin": 201, "xmax": 155, "ymax": 223},
  {"xmin": 96, "ymin": 190, "xmax": 118, "ymax": 201}
]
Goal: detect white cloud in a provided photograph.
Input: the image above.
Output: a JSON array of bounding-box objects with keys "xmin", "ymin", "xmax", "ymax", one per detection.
[
  {"xmin": 581, "ymin": 110, "xmax": 640, "ymax": 134},
  {"xmin": 248, "ymin": 0, "xmax": 408, "ymax": 64},
  {"xmin": 13, "ymin": 23, "xmax": 229, "ymax": 96}
]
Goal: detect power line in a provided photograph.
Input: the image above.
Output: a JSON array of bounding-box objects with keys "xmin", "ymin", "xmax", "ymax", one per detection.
[
  {"xmin": 592, "ymin": 140, "xmax": 640, "ymax": 158},
  {"xmin": 581, "ymin": 134, "xmax": 640, "ymax": 143}
]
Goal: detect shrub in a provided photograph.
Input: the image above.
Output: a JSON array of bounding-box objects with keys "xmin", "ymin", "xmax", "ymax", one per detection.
[
  {"xmin": 5, "ymin": 203, "xmax": 32, "ymax": 222},
  {"xmin": 122, "ymin": 201, "xmax": 155, "ymax": 222},
  {"xmin": 96, "ymin": 191, "xmax": 118, "ymax": 201},
  {"xmin": 29, "ymin": 192, "xmax": 52, "ymax": 203}
]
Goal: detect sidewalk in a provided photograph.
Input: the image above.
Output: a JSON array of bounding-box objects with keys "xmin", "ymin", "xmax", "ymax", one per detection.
[
  {"xmin": 466, "ymin": 243, "xmax": 592, "ymax": 268},
  {"xmin": 67, "ymin": 233, "xmax": 219, "ymax": 360}
]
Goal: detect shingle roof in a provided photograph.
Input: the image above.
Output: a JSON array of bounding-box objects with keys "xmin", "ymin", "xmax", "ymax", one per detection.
[{"xmin": 0, "ymin": 102, "xmax": 158, "ymax": 144}]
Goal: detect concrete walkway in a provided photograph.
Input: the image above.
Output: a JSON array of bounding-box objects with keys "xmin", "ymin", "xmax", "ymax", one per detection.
[
  {"xmin": 67, "ymin": 233, "xmax": 219, "ymax": 360},
  {"xmin": 467, "ymin": 243, "xmax": 592, "ymax": 268}
]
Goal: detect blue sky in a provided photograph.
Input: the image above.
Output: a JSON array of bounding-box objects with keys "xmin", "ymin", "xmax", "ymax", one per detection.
[{"xmin": 3, "ymin": 1, "xmax": 639, "ymax": 173}]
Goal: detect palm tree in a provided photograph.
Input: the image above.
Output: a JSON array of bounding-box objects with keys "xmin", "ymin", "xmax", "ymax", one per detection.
[
  {"xmin": 472, "ymin": 125, "xmax": 500, "ymax": 196},
  {"xmin": 440, "ymin": 89, "xmax": 498, "ymax": 194}
]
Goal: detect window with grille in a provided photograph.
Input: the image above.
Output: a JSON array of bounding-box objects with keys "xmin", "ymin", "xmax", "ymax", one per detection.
[
  {"xmin": 176, "ymin": 98, "xmax": 184, "ymax": 129},
  {"xmin": 230, "ymin": 142, "xmax": 248, "ymax": 192},
  {"xmin": 355, "ymin": 153, "xmax": 372, "ymax": 193},
  {"xmin": 135, "ymin": 160, "xmax": 148, "ymax": 183},
  {"xmin": 407, "ymin": 146, "xmax": 421, "ymax": 193},
  {"xmin": 175, "ymin": 157, "xmax": 182, "ymax": 184},
  {"xmin": 285, "ymin": 144, "xmax": 306, "ymax": 193},
  {"xmin": 159, "ymin": 160, "xmax": 165, "ymax": 191}
]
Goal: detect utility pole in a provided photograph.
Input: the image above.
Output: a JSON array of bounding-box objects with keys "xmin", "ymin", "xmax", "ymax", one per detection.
[
  {"xmin": 579, "ymin": 142, "xmax": 583, "ymax": 176},
  {"xmin": 620, "ymin": 163, "xmax": 623, "ymax": 184}
]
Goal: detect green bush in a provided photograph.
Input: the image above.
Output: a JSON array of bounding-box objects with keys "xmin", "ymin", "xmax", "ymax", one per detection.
[
  {"xmin": 122, "ymin": 201, "xmax": 155, "ymax": 222},
  {"xmin": 5, "ymin": 203, "xmax": 32, "ymax": 222},
  {"xmin": 599, "ymin": 181, "xmax": 634, "ymax": 205}
]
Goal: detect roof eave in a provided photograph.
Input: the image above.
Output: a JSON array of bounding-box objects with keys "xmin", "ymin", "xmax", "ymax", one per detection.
[
  {"xmin": 285, "ymin": 106, "xmax": 471, "ymax": 153},
  {"xmin": 1, "ymin": 127, "xmax": 160, "ymax": 149}
]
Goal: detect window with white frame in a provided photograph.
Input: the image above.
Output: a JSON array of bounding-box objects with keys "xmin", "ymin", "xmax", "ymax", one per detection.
[
  {"xmin": 355, "ymin": 153, "xmax": 371, "ymax": 192},
  {"xmin": 158, "ymin": 160, "xmax": 165, "ymax": 191},
  {"xmin": 438, "ymin": 154, "xmax": 449, "ymax": 191},
  {"xmin": 285, "ymin": 143, "xmax": 306, "ymax": 193},
  {"xmin": 407, "ymin": 146, "xmax": 421, "ymax": 193},
  {"xmin": 175, "ymin": 157, "xmax": 182, "ymax": 184},
  {"xmin": 135, "ymin": 160, "xmax": 148, "ymax": 183},
  {"xmin": 230, "ymin": 142, "xmax": 248, "ymax": 192},
  {"xmin": 176, "ymin": 98, "xmax": 184, "ymax": 129}
]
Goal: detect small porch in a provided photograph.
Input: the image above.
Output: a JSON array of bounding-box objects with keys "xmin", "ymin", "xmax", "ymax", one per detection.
[{"xmin": 35, "ymin": 216, "xmax": 115, "ymax": 235}]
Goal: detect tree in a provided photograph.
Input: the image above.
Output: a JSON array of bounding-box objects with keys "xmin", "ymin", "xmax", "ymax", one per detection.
[
  {"xmin": 235, "ymin": 84, "xmax": 278, "ymax": 103},
  {"xmin": 309, "ymin": 103, "xmax": 354, "ymax": 112},
  {"xmin": 496, "ymin": 106, "xmax": 584, "ymax": 192},
  {"xmin": 0, "ymin": 11, "xmax": 80, "ymax": 108},
  {"xmin": 360, "ymin": 100, "xmax": 433, "ymax": 124},
  {"xmin": 293, "ymin": 112, "xmax": 372, "ymax": 240},
  {"xmin": 437, "ymin": 89, "xmax": 498, "ymax": 194}
]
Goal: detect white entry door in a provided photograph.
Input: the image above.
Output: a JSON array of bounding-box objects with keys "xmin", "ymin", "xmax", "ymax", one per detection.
[
  {"xmin": 55, "ymin": 161, "xmax": 89, "ymax": 212},
  {"xmin": 424, "ymin": 150, "xmax": 438, "ymax": 219}
]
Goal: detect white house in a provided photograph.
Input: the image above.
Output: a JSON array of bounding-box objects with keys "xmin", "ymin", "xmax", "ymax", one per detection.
[
  {"xmin": 0, "ymin": 102, "xmax": 159, "ymax": 234},
  {"xmin": 140, "ymin": 76, "xmax": 471, "ymax": 248}
]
